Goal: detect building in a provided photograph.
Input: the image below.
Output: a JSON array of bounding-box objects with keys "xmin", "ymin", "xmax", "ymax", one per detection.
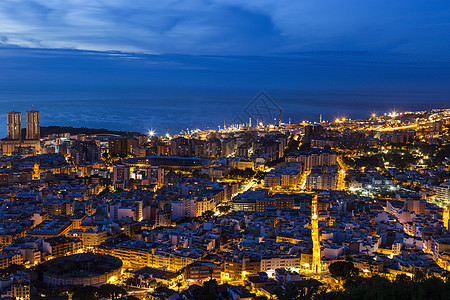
[
  {"xmin": 10, "ymin": 278, "xmax": 30, "ymax": 300},
  {"xmin": 0, "ymin": 139, "xmax": 41, "ymax": 156},
  {"xmin": 275, "ymin": 268, "xmax": 302, "ymax": 283},
  {"xmin": 41, "ymin": 253, "xmax": 122, "ymax": 286},
  {"xmin": 70, "ymin": 140, "xmax": 101, "ymax": 165},
  {"xmin": 26, "ymin": 110, "xmax": 40, "ymax": 140},
  {"xmin": 436, "ymin": 181, "xmax": 450, "ymax": 205},
  {"xmin": 0, "ymin": 251, "xmax": 23, "ymax": 269},
  {"xmin": 405, "ymin": 199, "xmax": 426, "ymax": 215},
  {"xmin": 108, "ymin": 137, "xmax": 138, "ymax": 156},
  {"xmin": 264, "ymin": 165, "xmax": 302, "ymax": 188},
  {"xmin": 170, "ymin": 137, "xmax": 192, "ymax": 156},
  {"xmin": 431, "ymin": 236, "xmax": 450, "ymax": 257},
  {"xmin": 2, "ymin": 111, "xmax": 41, "ymax": 155},
  {"xmin": 28, "ymin": 218, "xmax": 73, "ymax": 239},
  {"xmin": 185, "ymin": 261, "xmax": 221, "ymax": 284},
  {"xmin": 223, "ymin": 256, "xmax": 261, "ymax": 281},
  {"xmin": 147, "ymin": 166, "xmax": 165, "ymax": 186},
  {"xmin": 232, "ymin": 190, "xmax": 294, "ymax": 212},
  {"xmin": 131, "ymin": 266, "xmax": 178, "ymax": 287},
  {"xmin": 113, "ymin": 164, "xmax": 131, "ymax": 189},
  {"xmin": 42, "ymin": 236, "xmax": 83, "ymax": 258},
  {"xmin": 96, "ymin": 239, "xmax": 202, "ymax": 271},
  {"xmin": 230, "ymin": 159, "xmax": 255, "ymax": 170},
  {"xmin": 42, "ymin": 201, "xmax": 74, "ymax": 216},
  {"xmin": 306, "ymin": 172, "xmax": 337, "ymax": 190},
  {"xmin": 171, "ymin": 198, "xmax": 198, "ymax": 219},
  {"xmin": 68, "ymin": 229, "xmax": 108, "ymax": 251},
  {"xmin": 7, "ymin": 111, "xmax": 21, "ymax": 140},
  {"xmin": 286, "ymin": 149, "xmax": 337, "ymax": 170},
  {"xmin": 260, "ymin": 255, "xmax": 301, "ymax": 277},
  {"xmin": 246, "ymin": 272, "xmax": 277, "ymax": 289},
  {"xmin": 109, "ymin": 201, "xmax": 143, "ymax": 222}
]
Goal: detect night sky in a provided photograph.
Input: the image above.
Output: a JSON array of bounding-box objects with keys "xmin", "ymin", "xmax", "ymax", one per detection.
[{"xmin": 0, "ymin": 1, "xmax": 449, "ymax": 111}]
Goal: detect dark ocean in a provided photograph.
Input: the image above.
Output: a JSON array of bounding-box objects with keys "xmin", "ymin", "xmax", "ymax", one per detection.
[{"xmin": 0, "ymin": 88, "xmax": 448, "ymax": 137}]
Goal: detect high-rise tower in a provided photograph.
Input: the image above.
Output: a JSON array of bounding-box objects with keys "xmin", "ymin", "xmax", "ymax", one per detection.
[
  {"xmin": 26, "ymin": 110, "xmax": 40, "ymax": 140},
  {"xmin": 7, "ymin": 111, "xmax": 21, "ymax": 140}
]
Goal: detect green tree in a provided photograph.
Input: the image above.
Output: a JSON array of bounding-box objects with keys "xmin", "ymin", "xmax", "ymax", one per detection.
[
  {"xmin": 192, "ymin": 279, "xmax": 220, "ymax": 300},
  {"xmin": 201, "ymin": 210, "xmax": 215, "ymax": 221},
  {"xmin": 276, "ymin": 280, "xmax": 323, "ymax": 300},
  {"xmin": 0, "ymin": 264, "xmax": 26, "ymax": 277},
  {"xmin": 149, "ymin": 280, "xmax": 158, "ymax": 288},
  {"xmin": 72, "ymin": 286, "xmax": 101, "ymax": 300},
  {"xmin": 177, "ymin": 280, "xmax": 182, "ymax": 294},
  {"xmin": 328, "ymin": 261, "xmax": 360, "ymax": 283},
  {"xmin": 319, "ymin": 272, "xmax": 450, "ymax": 300},
  {"xmin": 218, "ymin": 205, "xmax": 231, "ymax": 214},
  {"xmin": 98, "ymin": 284, "xmax": 127, "ymax": 300},
  {"xmin": 143, "ymin": 274, "xmax": 150, "ymax": 287}
]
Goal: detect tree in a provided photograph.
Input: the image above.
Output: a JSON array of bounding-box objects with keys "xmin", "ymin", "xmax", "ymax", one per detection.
[
  {"xmin": 177, "ymin": 280, "xmax": 182, "ymax": 294},
  {"xmin": 220, "ymin": 234, "xmax": 232, "ymax": 244},
  {"xmin": 209, "ymin": 268, "xmax": 214, "ymax": 280},
  {"xmin": 318, "ymin": 273, "xmax": 450, "ymax": 300},
  {"xmin": 218, "ymin": 205, "xmax": 231, "ymax": 214},
  {"xmin": 98, "ymin": 284, "xmax": 127, "ymax": 300},
  {"xmin": 125, "ymin": 277, "xmax": 135, "ymax": 286},
  {"xmin": 328, "ymin": 261, "xmax": 360, "ymax": 283},
  {"xmin": 149, "ymin": 280, "xmax": 158, "ymax": 288},
  {"xmin": 133, "ymin": 274, "xmax": 141, "ymax": 287},
  {"xmin": 0, "ymin": 264, "xmax": 26, "ymax": 277},
  {"xmin": 143, "ymin": 274, "xmax": 150, "ymax": 287},
  {"xmin": 201, "ymin": 210, "xmax": 215, "ymax": 221},
  {"xmin": 192, "ymin": 279, "xmax": 220, "ymax": 300},
  {"xmin": 72, "ymin": 286, "xmax": 101, "ymax": 300},
  {"xmin": 275, "ymin": 280, "xmax": 323, "ymax": 300}
]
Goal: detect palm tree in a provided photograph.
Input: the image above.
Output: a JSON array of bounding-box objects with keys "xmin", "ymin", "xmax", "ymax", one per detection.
[
  {"xmin": 209, "ymin": 267, "xmax": 214, "ymax": 281},
  {"xmin": 133, "ymin": 273, "xmax": 141, "ymax": 287},
  {"xmin": 143, "ymin": 274, "xmax": 150, "ymax": 288},
  {"xmin": 176, "ymin": 280, "xmax": 182, "ymax": 294}
]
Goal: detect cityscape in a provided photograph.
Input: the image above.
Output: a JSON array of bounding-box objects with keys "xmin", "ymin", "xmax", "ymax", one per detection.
[
  {"xmin": 1, "ymin": 1, "xmax": 450, "ymax": 300},
  {"xmin": 0, "ymin": 108, "xmax": 448, "ymax": 299}
]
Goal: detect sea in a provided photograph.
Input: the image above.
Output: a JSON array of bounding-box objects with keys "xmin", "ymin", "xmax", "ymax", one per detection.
[{"xmin": 0, "ymin": 87, "xmax": 448, "ymax": 137}]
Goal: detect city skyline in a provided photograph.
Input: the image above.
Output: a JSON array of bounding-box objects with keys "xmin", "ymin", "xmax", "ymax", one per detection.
[
  {"xmin": 0, "ymin": 2, "xmax": 450, "ymax": 300},
  {"xmin": 0, "ymin": 105, "xmax": 448, "ymax": 299}
]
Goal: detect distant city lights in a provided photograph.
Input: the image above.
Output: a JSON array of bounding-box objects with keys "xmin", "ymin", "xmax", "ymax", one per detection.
[
  {"xmin": 335, "ymin": 117, "xmax": 347, "ymax": 123},
  {"xmin": 388, "ymin": 111, "xmax": 399, "ymax": 117}
]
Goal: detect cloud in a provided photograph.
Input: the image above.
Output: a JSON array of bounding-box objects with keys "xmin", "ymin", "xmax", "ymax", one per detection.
[{"xmin": 0, "ymin": 0, "xmax": 449, "ymax": 57}]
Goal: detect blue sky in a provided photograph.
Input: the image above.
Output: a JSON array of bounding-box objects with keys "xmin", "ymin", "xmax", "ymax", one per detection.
[
  {"xmin": 1, "ymin": 1, "xmax": 449, "ymax": 57},
  {"xmin": 0, "ymin": 1, "xmax": 449, "ymax": 104}
]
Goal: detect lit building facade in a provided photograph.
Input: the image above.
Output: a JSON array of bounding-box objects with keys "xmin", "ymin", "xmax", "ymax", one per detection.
[
  {"xmin": 7, "ymin": 111, "xmax": 21, "ymax": 140},
  {"xmin": 26, "ymin": 110, "xmax": 40, "ymax": 140}
]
